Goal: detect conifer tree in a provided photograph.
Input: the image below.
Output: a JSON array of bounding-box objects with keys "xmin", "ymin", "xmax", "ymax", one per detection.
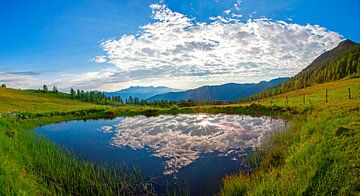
[{"xmin": 43, "ymin": 84, "xmax": 48, "ymax": 93}]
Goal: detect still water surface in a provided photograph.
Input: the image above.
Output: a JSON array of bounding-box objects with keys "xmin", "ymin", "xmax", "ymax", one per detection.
[{"xmin": 35, "ymin": 114, "xmax": 286, "ymax": 195}]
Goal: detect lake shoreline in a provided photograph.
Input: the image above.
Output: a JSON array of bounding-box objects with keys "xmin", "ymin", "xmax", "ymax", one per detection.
[{"xmin": 1, "ymin": 103, "xmax": 295, "ymax": 195}]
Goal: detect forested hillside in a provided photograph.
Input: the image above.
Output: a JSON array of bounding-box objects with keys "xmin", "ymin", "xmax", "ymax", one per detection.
[
  {"xmin": 247, "ymin": 40, "xmax": 360, "ymax": 100},
  {"xmin": 148, "ymin": 78, "xmax": 288, "ymax": 101}
]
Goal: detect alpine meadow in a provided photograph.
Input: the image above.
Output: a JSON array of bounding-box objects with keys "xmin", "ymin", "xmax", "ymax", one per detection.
[{"xmin": 0, "ymin": 0, "xmax": 359, "ymax": 195}]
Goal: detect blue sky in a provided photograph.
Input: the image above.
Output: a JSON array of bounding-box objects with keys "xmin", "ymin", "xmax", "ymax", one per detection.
[{"xmin": 0, "ymin": 0, "xmax": 359, "ymax": 91}]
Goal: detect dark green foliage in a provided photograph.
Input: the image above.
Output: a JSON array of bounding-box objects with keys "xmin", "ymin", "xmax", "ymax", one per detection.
[
  {"xmin": 70, "ymin": 88, "xmax": 76, "ymax": 98},
  {"xmin": 69, "ymin": 88, "xmax": 124, "ymax": 106},
  {"xmin": 247, "ymin": 40, "xmax": 360, "ymax": 101},
  {"xmin": 43, "ymin": 84, "xmax": 48, "ymax": 93},
  {"xmin": 334, "ymin": 126, "xmax": 352, "ymax": 137},
  {"xmin": 52, "ymin": 86, "xmax": 58, "ymax": 94},
  {"xmin": 1, "ymin": 84, "xmax": 5, "ymax": 88}
]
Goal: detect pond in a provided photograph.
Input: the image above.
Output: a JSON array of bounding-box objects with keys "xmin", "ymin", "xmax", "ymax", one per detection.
[{"xmin": 35, "ymin": 114, "xmax": 286, "ymax": 195}]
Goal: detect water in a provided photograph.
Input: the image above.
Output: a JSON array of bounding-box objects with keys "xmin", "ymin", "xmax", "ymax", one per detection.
[{"xmin": 35, "ymin": 114, "xmax": 286, "ymax": 195}]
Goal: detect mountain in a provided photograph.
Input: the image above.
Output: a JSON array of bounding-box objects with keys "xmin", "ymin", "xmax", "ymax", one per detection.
[
  {"xmin": 147, "ymin": 78, "xmax": 289, "ymax": 101},
  {"xmin": 104, "ymin": 86, "xmax": 180, "ymax": 100},
  {"xmin": 247, "ymin": 39, "xmax": 360, "ymax": 100}
]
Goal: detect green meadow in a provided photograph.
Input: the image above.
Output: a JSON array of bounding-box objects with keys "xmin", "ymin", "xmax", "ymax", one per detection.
[
  {"xmin": 0, "ymin": 88, "xmax": 107, "ymax": 113},
  {"xmin": 0, "ymin": 78, "xmax": 359, "ymax": 195},
  {"xmin": 221, "ymin": 78, "xmax": 360, "ymax": 195}
]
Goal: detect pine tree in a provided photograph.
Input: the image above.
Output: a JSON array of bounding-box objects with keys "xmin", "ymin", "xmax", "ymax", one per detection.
[
  {"xmin": 77, "ymin": 89, "xmax": 81, "ymax": 98},
  {"xmin": 70, "ymin": 88, "xmax": 76, "ymax": 98},
  {"xmin": 53, "ymin": 86, "xmax": 58, "ymax": 94},
  {"xmin": 43, "ymin": 84, "xmax": 48, "ymax": 93}
]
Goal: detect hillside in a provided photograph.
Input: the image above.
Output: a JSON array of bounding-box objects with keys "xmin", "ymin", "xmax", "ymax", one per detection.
[
  {"xmin": 222, "ymin": 78, "xmax": 360, "ymax": 195},
  {"xmin": 148, "ymin": 78, "xmax": 289, "ymax": 101},
  {"xmin": 104, "ymin": 86, "xmax": 180, "ymax": 100},
  {"xmin": 0, "ymin": 88, "xmax": 102, "ymax": 113},
  {"xmin": 248, "ymin": 39, "xmax": 360, "ymax": 100}
]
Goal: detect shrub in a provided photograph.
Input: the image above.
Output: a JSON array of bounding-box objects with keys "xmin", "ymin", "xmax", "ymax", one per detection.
[{"xmin": 105, "ymin": 110, "xmax": 116, "ymax": 118}]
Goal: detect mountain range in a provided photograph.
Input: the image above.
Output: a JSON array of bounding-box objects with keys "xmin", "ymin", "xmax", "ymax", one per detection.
[
  {"xmin": 105, "ymin": 40, "xmax": 360, "ymax": 102},
  {"xmin": 104, "ymin": 86, "xmax": 180, "ymax": 100},
  {"xmin": 147, "ymin": 78, "xmax": 289, "ymax": 101}
]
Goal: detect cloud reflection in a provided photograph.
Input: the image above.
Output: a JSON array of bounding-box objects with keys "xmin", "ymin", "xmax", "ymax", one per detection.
[{"xmin": 111, "ymin": 114, "xmax": 285, "ymax": 174}]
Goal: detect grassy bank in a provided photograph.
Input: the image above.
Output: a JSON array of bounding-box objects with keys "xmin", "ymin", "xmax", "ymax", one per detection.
[
  {"xmin": 0, "ymin": 87, "xmax": 295, "ymax": 195},
  {"xmin": 0, "ymin": 105, "xmax": 156, "ymax": 195},
  {"xmin": 0, "ymin": 88, "xmax": 157, "ymax": 195},
  {"xmin": 221, "ymin": 78, "xmax": 360, "ymax": 195},
  {"xmin": 1, "ymin": 78, "xmax": 358, "ymax": 195}
]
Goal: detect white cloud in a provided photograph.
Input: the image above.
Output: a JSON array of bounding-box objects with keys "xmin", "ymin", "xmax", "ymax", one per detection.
[
  {"xmin": 111, "ymin": 114, "xmax": 286, "ymax": 174},
  {"xmin": 92, "ymin": 3, "xmax": 342, "ymax": 90},
  {"xmin": 92, "ymin": 55, "xmax": 107, "ymax": 63},
  {"xmin": 1, "ymin": 3, "xmax": 344, "ymax": 92},
  {"xmin": 0, "ymin": 72, "xmax": 42, "ymax": 89},
  {"xmin": 224, "ymin": 9, "xmax": 232, "ymax": 14},
  {"xmin": 17, "ymin": 3, "xmax": 341, "ymax": 92}
]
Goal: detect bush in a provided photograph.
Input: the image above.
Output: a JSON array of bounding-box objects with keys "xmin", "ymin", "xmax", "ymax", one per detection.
[
  {"xmin": 143, "ymin": 109, "xmax": 158, "ymax": 117},
  {"xmin": 105, "ymin": 110, "xmax": 116, "ymax": 118}
]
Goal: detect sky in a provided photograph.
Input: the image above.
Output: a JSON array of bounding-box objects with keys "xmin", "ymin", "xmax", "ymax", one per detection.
[{"xmin": 0, "ymin": 0, "xmax": 359, "ymax": 91}]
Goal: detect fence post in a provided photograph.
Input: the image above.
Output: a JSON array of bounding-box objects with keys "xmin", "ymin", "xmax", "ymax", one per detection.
[
  {"xmin": 348, "ymin": 88, "xmax": 351, "ymax": 99},
  {"xmin": 325, "ymin": 89, "xmax": 328, "ymax": 102}
]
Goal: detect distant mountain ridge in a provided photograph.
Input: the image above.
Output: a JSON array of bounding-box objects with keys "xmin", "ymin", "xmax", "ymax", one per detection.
[
  {"xmin": 247, "ymin": 39, "xmax": 360, "ymax": 100},
  {"xmin": 105, "ymin": 86, "xmax": 180, "ymax": 100},
  {"xmin": 147, "ymin": 78, "xmax": 289, "ymax": 101}
]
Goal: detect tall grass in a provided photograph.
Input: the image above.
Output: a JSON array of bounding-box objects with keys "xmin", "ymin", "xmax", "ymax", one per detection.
[
  {"xmin": 0, "ymin": 115, "xmax": 155, "ymax": 195},
  {"xmin": 220, "ymin": 78, "xmax": 360, "ymax": 195},
  {"xmin": 0, "ymin": 97, "xmax": 293, "ymax": 195}
]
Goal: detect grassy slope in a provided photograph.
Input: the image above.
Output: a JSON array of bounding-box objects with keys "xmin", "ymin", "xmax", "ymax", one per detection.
[
  {"xmin": 0, "ymin": 88, "xmax": 104, "ymax": 113},
  {"xmin": 221, "ymin": 78, "xmax": 360, "ymax": 195}
]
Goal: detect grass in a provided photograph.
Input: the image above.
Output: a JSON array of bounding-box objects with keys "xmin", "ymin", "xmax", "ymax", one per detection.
[
  {"xmin": 0, "ymin": 88, "xmax": 107, "ymax": 113},
  {"xmin": 220, "ymin": 78, "xmax": 360, "ymax": 195},
  {"xmin": 0, "ymin": 88, "xmax": 154, "ymax": 195},
  {"xmin": 0, "ymin": 78, "xmax": 359, "ymax": 195},
  {"xmin": 0, "ymin": 116, "xmax": 155, "ymax": 195},
  {"xmin": 0, "ymin": 87, "xmax": 294, "ymax": 195}
]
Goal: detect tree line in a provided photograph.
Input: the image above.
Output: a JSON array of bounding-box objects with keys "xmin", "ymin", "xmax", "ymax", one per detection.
[
  {"xmin": 35, "ymin": 84, "xmax": 195, "ymax": 107},
  {"xmin": 69, "ymin": 87, "xmax": 185, "ymax": 107},
  {"xmin": 69, "ymin": 88, "xmax": 124, "ymax": 106}
]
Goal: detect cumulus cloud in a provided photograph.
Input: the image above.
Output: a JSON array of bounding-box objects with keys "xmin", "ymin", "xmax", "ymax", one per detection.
[
  {"xmin": 111, "ymin": 114, "xmax": 286, "ymax": 174},
  {"xmin": 91, "ymin": 3, "xmax": 342, "ymax": 90},
  {"xmin": 10, "ymin": 3, "xmax": 340, "ymax": 91}
]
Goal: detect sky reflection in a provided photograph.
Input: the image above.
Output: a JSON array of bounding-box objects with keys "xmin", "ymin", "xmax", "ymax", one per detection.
[{"xmin": 111, "ymin": 114, "xmax": 285, "ymax": 174}]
